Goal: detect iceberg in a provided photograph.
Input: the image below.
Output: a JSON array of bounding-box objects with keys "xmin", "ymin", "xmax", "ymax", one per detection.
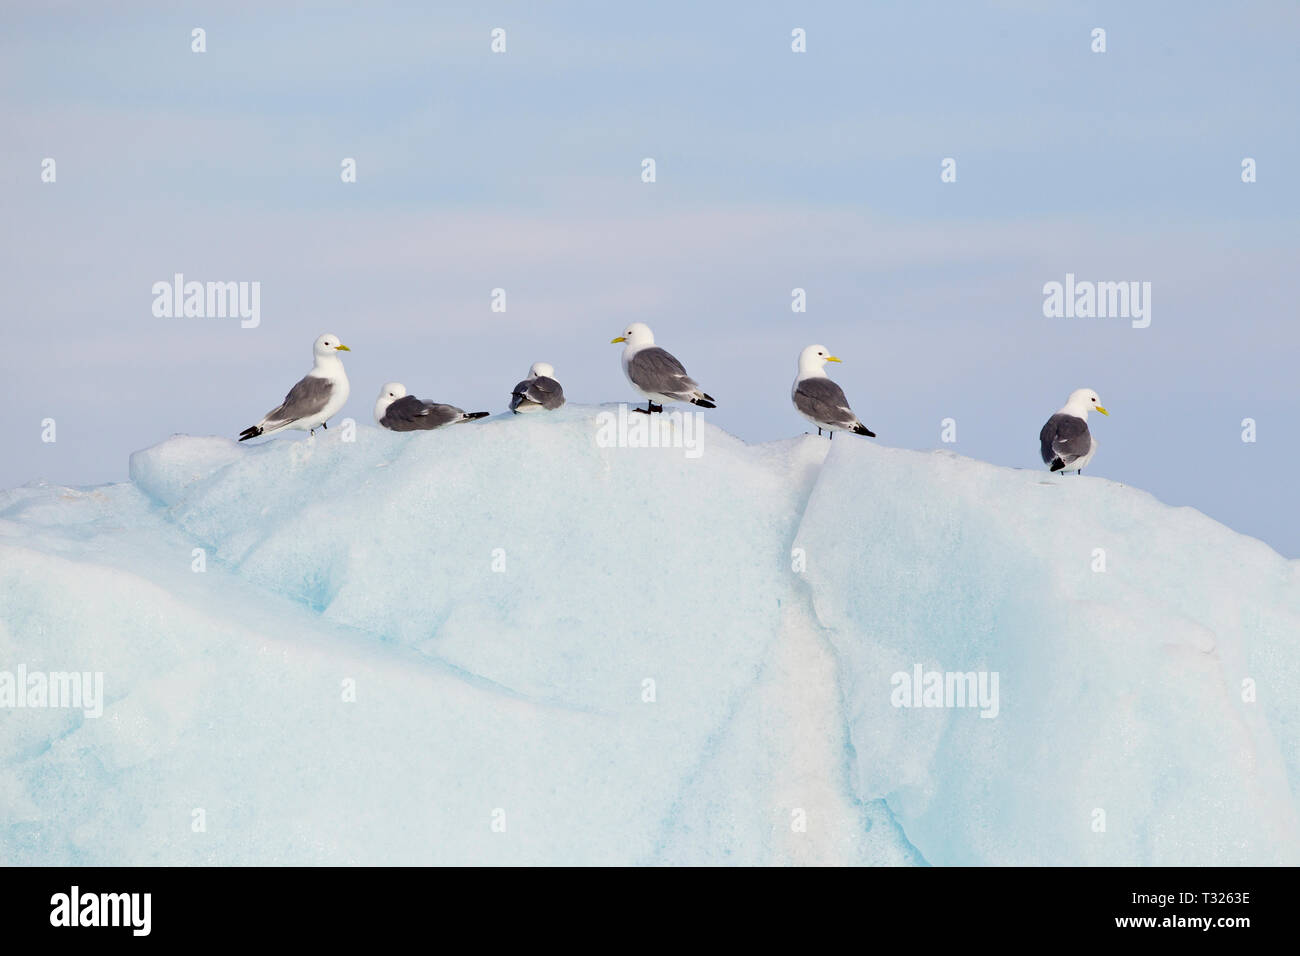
[{"xmin": 1, "ymin": 405, "xmax": 1296, "ymax": 865}]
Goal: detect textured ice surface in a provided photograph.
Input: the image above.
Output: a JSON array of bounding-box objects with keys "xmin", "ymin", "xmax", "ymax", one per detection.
[
  {"xmin": 1, "ymin": 406, "xmax": 1297, "ymax": 864},
  {"xmin": 793, "ymin": 442, "xmax": 1300, "ymax": 865}
]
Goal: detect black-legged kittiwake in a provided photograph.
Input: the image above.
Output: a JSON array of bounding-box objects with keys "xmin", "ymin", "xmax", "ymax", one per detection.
[
  {"xmin": 509, "ymin": 362, "xmax": 566, "ymax": 413},
  {"xmin": 374, "ymin": 383, "xmax": 489, "ymax": 431},
  {"xmin": 792, "ymin": 344, "xmax": 875, "ymax": 439},
  {"xmin": 610, "ymin": 322, "xmax": 716, "ymax": 414},
  {"xmin": 238, "ymin": 333, "xmax": 351, "ymax": 440},
  {"xmin": 1040, "ymin": 387, "xmax": 1108, "ymax": 474}
]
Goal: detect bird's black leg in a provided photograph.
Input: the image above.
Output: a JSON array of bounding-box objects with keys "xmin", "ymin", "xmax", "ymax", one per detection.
[
  {"xmin": 829, "ymin": 431, "xmax": 834, "ymax": 441},
  {"xmin": 322, "ymin": 421, "xmax": 328, "ymax": 430},
  {"xmin": 817, "ymin": 427, "xmax": 822, "ymax": 436}
]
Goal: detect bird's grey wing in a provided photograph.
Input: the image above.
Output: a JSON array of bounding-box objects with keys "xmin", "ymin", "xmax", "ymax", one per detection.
[
  {"xmin": 264, "ymin": 375, "xmax": 333, "ymax": 425},
  {"xmin": 794, "ymin": 377, "xmax": 857, "ymax": 427},
  {"xmin": 419, "ymin": 403, "xmax": 468, "ymax": 428},
  {"xmin": 1040, "ymin": 413, "xmax": 1091, "ymax": 463},
  {"xmin": 628, "ymin": 347, "xmax": 698, "ymax": 398},
  {"xmin": 528, "ymin": 375, "xmax": 565, "ymax": 409},
  {"xmin": 381, "ymin": 395, "xmax": 441, "ymax": 431}
]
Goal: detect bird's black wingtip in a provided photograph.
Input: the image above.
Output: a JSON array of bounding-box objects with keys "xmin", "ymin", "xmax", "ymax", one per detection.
[
  {"xmin": 692, "ymin": 398, "xmax": 717, "ymax": 409},
  {"xmin": 465, "ymin": 411, "xmax": 490, "ymax": 420},
  {"xmin": 237, "ymin": 426, "xmax": 262, "ymax": 442},
  {"xmin": 854, "ymin": 424, "xmax": 876, "ymax": 438},
  {"xmin": 1050, "ymin": 458, "xmax": 1066, "ymax": 472}
]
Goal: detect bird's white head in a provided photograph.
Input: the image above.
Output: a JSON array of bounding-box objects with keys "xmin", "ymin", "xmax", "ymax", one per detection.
[
  {"xmin": 1062, "ymin": 387, "xmax": 1108, "ymax": 418},
  {"xmin": 610, "ymin": 322, "xmax": 654, "ymax": 349},
  {"xmin": 529, "ymin": 362, "xmax": 555, "ymax": 379},
  {"xmin": 797, "ymin": 344, "xmax": 842, "ymax": 377},
  {"xmin": 374, "ymin": 382, "xmax": 407, "ymax": 421},
  {"xmin": 314, "ymin": 333, "xmax": 351, "ymax": 358}
]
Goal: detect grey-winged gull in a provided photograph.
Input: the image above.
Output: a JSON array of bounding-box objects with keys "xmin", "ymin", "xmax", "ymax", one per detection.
[
  {"xmin": 791, "ymin": 344, "xmax": 875, "ymax": 439},
  {"xmin": 509, "ymin": 362, "xmax": 566, "ymax": 413},
  {"xmin": 374, "ymin": 383, "xmax": 489, "ymax": 431},
  {"xmin": 611, "ymin": 322, "xmax": 716, "ymax": 414},
  {"xmin": 238, "ymin": 333, "xmax": 351, "ymax": 440},
  {"xmin": 1040, "ymin": 387, "xmax": 1108, "ymax": 474}
]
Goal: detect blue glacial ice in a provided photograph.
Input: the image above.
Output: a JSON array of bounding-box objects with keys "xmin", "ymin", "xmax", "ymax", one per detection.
[{"xmin": 1, "ymin": 405, "xmax": 1297, "ymax": 865}]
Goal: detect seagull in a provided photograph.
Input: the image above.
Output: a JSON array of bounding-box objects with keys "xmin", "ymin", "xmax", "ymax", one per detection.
[
  {"xmin": 238, "ymin": 333, "xmax": 351, "ymax": 440},
  {"xmin": 509, "ymin": 362, "xmax": 566, "ymax": 413},
  {"xmin": 374, "ymin": 383, "xmax": 489, "ymax": 431},
  {"xmin": 791, "ymin": 344, "xmax": 875, "ymax": 439},
  {"xmin": 610, "ymin": 322, "xmax": 716, "ymax": 414},
  {"xmin": 1040, "ymin": 387, "xmax": 1108, "ymax": 474}
]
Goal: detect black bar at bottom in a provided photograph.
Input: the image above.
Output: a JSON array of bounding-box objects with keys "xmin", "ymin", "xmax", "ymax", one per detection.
[{"xmin": 0, "ymin": 865, "xmax": 1278, "ymax": 941}]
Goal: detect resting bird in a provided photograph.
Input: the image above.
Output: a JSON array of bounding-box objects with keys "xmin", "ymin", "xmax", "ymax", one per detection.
[
  {"xmin": 509, "ymin": 362, "xmax": 566, "ymax": 413},
  {"xmin": 1039, "ymin": 387, "xmax": 1108, "ymax": 474},
  {"xmin": 791, "ymin": 344, "xmax": 875, "ymax": 439},
  {"xmin": 611, "ymin": 323, "xmax": 716, "ymax": 414},
  {"xmin": 374, "ymin": 383, "xmax": 489, "ymax": 431},
  {"xmin": 239, "ymin": 333, "xmax": 351, "ymax": 440}
]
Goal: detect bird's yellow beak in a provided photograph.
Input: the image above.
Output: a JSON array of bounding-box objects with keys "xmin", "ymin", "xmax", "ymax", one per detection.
[
  {"xmin": 611, "ymin": 336, "xmax": 626, "ymax": 344},
  {"xmin": 1095, "ymin": 406, "xmax": 1108, "ymax": 416},
  {"xmin": 826, "ymin": 355, "xmax": 842, "ymax": 363},
  {"xmin": 335, "ymin": 344, "xmax": 351, "ymax": 351}
]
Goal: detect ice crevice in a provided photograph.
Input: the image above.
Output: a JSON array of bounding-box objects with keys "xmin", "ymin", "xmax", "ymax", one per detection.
[{"xmin": 0, "ymin": 406, "xmax": 1297, "ymax": 864}]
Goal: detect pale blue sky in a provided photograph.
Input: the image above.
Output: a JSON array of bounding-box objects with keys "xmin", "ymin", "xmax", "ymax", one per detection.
[{"xmin": 3, "ymin": 1, "xmax": 1298, "ymax": 553}]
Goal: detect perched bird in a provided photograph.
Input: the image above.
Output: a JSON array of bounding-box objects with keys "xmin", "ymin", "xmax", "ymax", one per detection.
[
  {"xmin": 611, "ymin": 322, "xmax": 716, "ymax": 414},
  {"xmin": 509, "ymin": 362, "xmax": 566, "ymax": 413},
  {"xmin": 1040, "ymin": 387, "xmax": 1108, "ymax": 474},
  {"xmin": 239, "ymin": 333, "xmax": 351, "ymax": 440},
  {"xmin": 374, "ymin": 383, "xmax": 489, "ymax": 431},
  {"xmin": 791, "ymin": 344, "xmax": 876, "ymax": 439}
]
